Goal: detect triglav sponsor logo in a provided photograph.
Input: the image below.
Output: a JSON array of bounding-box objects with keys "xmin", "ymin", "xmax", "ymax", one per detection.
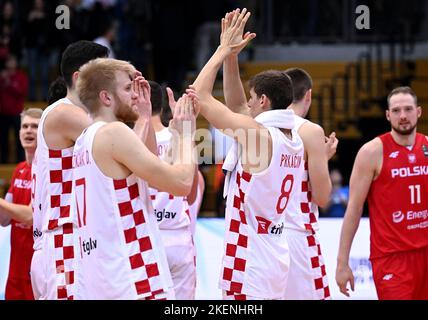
[
  {"xmin": 392, "ymin": 211, "xmax": 404, "ymax": 224},
  {"xmin": 81, "ymin": 237, "xmax": 97, "ymax": 255},
  {"xmin": 33, "ymin": 228, "xmax": 42, "ymax": 238},
  {"xmin": 255, "ymin": 216, "xmax": 271, "ymax": 234},
  {"xmin": 154, "ymin": 208, "xmax": 177, "ymax": 222}
]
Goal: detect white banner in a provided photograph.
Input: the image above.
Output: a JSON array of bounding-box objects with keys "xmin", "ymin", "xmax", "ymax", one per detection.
[{"xmin": 0, "ymin": 218, "xmax": 377, "ymax": 300}]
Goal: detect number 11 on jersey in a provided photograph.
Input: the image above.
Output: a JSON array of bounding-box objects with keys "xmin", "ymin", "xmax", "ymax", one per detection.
[{"xmin": 409, "ymin": 185, "xmax": 421, "ymax": 204}]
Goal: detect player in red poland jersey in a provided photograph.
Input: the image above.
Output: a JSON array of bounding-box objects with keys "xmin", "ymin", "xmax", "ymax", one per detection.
[
  {"xmin": 0, "ymin": 108, "xmax": 42, "ymax": 300},
  {"xmin": 192, "ymin": 9, "xmax": 305, "ymax": 300},
  {"xmin": 73, "ymin": 58, "xmax": 196, "ymax": 299},
  {"xmin": 148, "ymin": 81, "xmax": 199, "ymax": 299},
  {"xmin": 31, "ymin": 41, "xmax": 108, "ymax": 300},
  {"xmin": 336, "ymin": 86, "xmax": 428, "ymax": 300}
]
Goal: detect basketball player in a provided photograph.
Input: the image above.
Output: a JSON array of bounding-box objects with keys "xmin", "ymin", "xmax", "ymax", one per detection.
[
  {"xmin": 281, "ymin": 68, "xmax": 335, "ymax": 299},
  {"xmin": 73, "ymin": 58, "xmax": 196, "ymax": 299},
  {"xmin": 31, "ymin": 40, "xmax": 108, "ymax": 300},
  {"xmin": 148, "ymin": 81, "xmax": 197, "ymax": 299},
  {"xmin": 336, "ymin": 87, "xmax": 428, "ymax": 299},
  {"xmin": 0, "ymin": 108, "xmax": 41, "ymax": 300},
  {"xmin": 191, "ymin": 8, "xmax": 304, "ymax": 300},
  {"xmin": 220, "ymin": 9, "xmax": 336, "ymax": 299}
]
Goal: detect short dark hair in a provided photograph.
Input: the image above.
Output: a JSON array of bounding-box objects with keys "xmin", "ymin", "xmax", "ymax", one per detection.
[
  {"xmin": 284, "ymin": 68, "xmax": 313, "ymax": 102},
  {"xmin": 248, "ymin": 70, "xmax": 293, "ymax": 110},
  {"xmin": 149, "ymin": 80, "xmax": 163, "ymax": 115},
  {"xmin": 47, "ymin": 77, "xmax": 68, "ymax": 104},
  {"xmin": 60, "ymin": 40, "xmax": 109, "ymax": 88},
  {"xmin": 387, "ymin": 86, "xmax": 418, "ymax": 107}
]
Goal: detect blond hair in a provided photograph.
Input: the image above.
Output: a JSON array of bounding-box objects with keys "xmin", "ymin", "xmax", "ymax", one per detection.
[
  {"xmin": 76, "ymin": 58, "xmax": 136, "ymax": 113},
  {"xmin": 20, "ymin": 108, "xmax": 43, "ymax": 121}
]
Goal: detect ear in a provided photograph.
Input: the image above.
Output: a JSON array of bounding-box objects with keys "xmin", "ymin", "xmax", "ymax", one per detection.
[
  {"xmin": 71, "ymin": 71, "xmax": 79, "ymax": 87},
  {"xmin": 99, "ymin": 90, "xmax": 112, "ymax": 106},
  {"xmin": 260, "ymin": 94, "xmax": 271, "ymax": 110},
  {"xmin": 385, "ymin": 109, "xmax": 390, "ymax": 122},
  {"xmin": 305, "ymin": 89, "xmax": 312, "ymax": 103},
  {"xmin": 417, "ymin": 106, "xmax": 422, "ymax": 119}
]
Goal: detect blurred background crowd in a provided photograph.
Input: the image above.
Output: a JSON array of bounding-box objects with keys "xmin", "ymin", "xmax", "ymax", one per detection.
[{"xmin": 1, "ymin": 0, "xmax": 428, "ymax": 217}]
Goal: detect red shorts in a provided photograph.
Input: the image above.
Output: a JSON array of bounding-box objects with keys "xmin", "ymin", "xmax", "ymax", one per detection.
[
  {"xmin": 371, "ymin": 245, "xmax": 428, "ymax": 300},
  {"xmin": 5, "ymin": 277, "xmax": 35, "ymax": 300}
]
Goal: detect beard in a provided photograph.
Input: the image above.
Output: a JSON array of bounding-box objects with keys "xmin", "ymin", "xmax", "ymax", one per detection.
[
  {"xmin": 114, "ymin": 94, "xmax": 139, "ymax": 122},
  {"xmin": 391, "ymin": 122, "xmax": 417, "ymax": 136}
]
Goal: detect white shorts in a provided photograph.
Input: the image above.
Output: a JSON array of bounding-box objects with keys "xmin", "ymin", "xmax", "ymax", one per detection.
[
  {"xmin": 161, "ymin": 227, "xmax": 196, "ymax": 300},
  {"xmin": 30, "ymin": 249, "xmax": 47, "ymax": 300},
  {"xmin": 283, "ymin": 229, "xmax": 331, "ymax": 300},
  {"xmin": 44, "ymin": 223, "xmax": 80, "ymax": 300},
  {"xmin": 222, "ymin": 290, "xmax": 277, "ymax": 300}
]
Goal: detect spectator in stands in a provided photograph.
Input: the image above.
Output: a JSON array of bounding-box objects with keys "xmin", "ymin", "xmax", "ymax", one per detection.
[
  {"xmin": 25, "ymin": 0, "xmax": 55, "ymax": 101},
  {"xmin": 0, "ymin": 1, "xmax": 22, "ymax": 62},
  {"xmin": 93, "ymin": 19, "xmax": 116, "ymax": 58},
  {"xmin": 0, "ymin": 54, "xmax": 28, "ymax": 163},
  {"xmin": 321, "ymin": 168, "xmax": 349, "ymax": 217}
]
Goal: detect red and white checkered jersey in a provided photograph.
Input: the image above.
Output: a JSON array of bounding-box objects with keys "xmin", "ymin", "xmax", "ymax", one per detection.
[
  {"xmin": 284, "ymin": 115, "xmax": 320, "ymax": 233},
  {"xmin": 73, "ymin": 122, "xmax": 173, "ymax": 299},
  {"xmin": 149, "ymin": 128, "xmax": 191, "ymax": 231},
  {"xmin": 32, "ymin": 98, "xmax": 75, "ymax": 250},
  {"xmin": 220, "ymin": 126, "xmax": 304, "ymax": 299}
]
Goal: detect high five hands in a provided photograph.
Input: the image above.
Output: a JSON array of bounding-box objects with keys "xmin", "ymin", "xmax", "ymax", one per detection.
[{"xmin": 220, "ymin": 8, "xmax": 257, "ymax": 55}]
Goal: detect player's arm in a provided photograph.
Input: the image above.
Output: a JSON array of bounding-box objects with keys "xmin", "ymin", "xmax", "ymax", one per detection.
[
  {"xmin": 133, "ymin": 76, "xmax": 157, "ymax": 155},
  {"xmin": 186, "ymin": 165, "xmax": 200, "ymax": 205},
  {"xmin": 44, "ymin": 103, "xmax": 92, "ymax": 148},
  {"xmin": 336, "ymin": 139, "xmax": 381, "ymax": 297},
  {"xmin": 299, "ymin": 122, "xmax": 332, "ymax": 207},
  {"xmin": 222, "ymin": 10, "xmax": 255, "ymax": 115},
  {"xmin": 0, "ymin": 198, "xmax": 33, "ymax": 227},
  {"xmin": 223, "ymin": 55, "xmax": 250, "ymax": 116},
  {"xmin": 104, "ymin": 96, "xmax": 196, "ymax": 196}
]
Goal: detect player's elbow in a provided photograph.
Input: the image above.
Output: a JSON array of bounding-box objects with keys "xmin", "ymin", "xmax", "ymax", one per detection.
[
  {"xmin": 172, "ymin": 181, "xmax": 192, "ymax": 197},
  {"xmin": 0, "ymin": 220, "xmax": 11, "ymax": 227},
  {"xmin": 23, "ymin": 215, "xmax": 33, "ymax": 228},
  {"xmin": 312, "ymin": 186, "xmax": 332, "ymax": 209}
]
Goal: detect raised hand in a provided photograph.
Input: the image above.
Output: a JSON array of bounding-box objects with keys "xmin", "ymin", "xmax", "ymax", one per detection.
[
  {"xmin": 325, "ymin": 132, "xmax": 339, "ymax": 160},
  {"xmin": 220, "ymin": 8, "xmax": 256, "ymax": 55},
  {"xmin": 133, "ymin": 75, "xmax": 152, "ymax": 121},
  {"xmin": 166, "ymin": 87, "xmax": 177, "ymax": 114},
  {"xmin": 169, "ymin": 94, "xmax": 196, "ymax": 137}
]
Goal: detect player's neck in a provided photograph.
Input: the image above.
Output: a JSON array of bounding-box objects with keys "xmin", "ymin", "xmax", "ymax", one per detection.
[
  {"xmin": 92, "ymin": 109, "xmax": 117, "ymax": 123},
  {"xmin": 66, "ymin": 89, "xmax": 88, "ymax": 113},
  {"xmin": 288, "ymin": 103, "xmax": 305, "ymax": 118},
  {"xmin": 25, "ymin": 150, "xmax": 34, "ymax": 165},
  {"xmin": 391, "ymin": 129, "xmax": 417, "ymax": 147},
  {"xmin": 151, "ymin": 115, "xmax": 166, "ymax": 132}
]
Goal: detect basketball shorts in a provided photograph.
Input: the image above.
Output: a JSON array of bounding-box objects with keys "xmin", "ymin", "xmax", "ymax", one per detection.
[
  {"xmin": 161, "ymin": 227, "xmax": 196, "ymax": 300},
  {"xmin": 371, "ymin": 245, "xmax": 428, "ymax": 300},
  {"xmin": 283, "ymin": 229, "xmax": 331, "ymax": 300}
]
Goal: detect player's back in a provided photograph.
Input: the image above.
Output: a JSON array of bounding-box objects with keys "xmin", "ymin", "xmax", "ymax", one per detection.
[
  {"xmin": 220, "ymin": 126, "xmax": 303, "ymax": 299},
  {"xmin": 284, "ymin": 115, "xmax": 321, "ymax": 233},
  {"xmin": 73, "ymin": 122, "xmax": 173, "ymax": 299},
  {"xmin": 32, "ymin": 98, "xmax": 75, "ymax": 250},
  {"xmin": 368, "ymin": 132, "xmax": 428, "ymax": 259}
]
